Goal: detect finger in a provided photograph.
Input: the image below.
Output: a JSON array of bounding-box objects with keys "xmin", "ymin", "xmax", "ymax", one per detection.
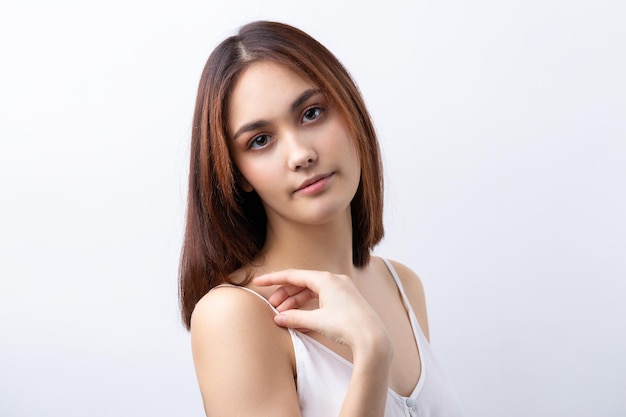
[
  {"xmin": 267, "ymin": 285, "xmax": 309, "ymax": 306},
  {"xmin": 274, "ymin": 309, "xmax": 322, "ymax": 332},
  {"xmin": 253, "ymin": 269, "xmax": 327, "ymax": 293},
  {"xmin": 274, "ymin": 289, "xmax": 317, "ymax": 312}
]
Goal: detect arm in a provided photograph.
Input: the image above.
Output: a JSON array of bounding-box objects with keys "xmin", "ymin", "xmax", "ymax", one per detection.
[
  {"xmin": 255, "ymin": 270, "xmax": 394, "ymax": 417},
  {"xmin": 190, "ymin": 288, "xmax": 301, "ymax": 417}
]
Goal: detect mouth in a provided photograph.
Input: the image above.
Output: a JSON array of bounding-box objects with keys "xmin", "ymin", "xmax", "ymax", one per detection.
[{"xmin": 294, "ymin": 173, "xmax": 334, "ymax": 194}]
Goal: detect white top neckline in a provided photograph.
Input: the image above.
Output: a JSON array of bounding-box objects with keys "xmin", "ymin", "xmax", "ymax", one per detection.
[{"xmin": 214, "ymin": 258, "xmax": 426, "ymax": 402}]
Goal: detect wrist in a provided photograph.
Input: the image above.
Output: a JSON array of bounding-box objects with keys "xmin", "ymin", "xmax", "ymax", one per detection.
[{"xmin": 351, "ymin": 325, "xmax": 394, "ymax": 371}]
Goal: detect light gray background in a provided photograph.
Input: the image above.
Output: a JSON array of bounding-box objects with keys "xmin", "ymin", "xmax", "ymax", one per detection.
[{"xmin": 1, "ymin": 1, "xmax": 624, "ymax": 416}]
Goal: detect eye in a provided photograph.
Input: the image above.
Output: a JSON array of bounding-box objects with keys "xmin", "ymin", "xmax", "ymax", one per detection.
[
  {"xmin": 248, "ymin": 134, "xmax": 273, "ymax": 150},
  {"xmin": 302, "ymin": 106, "xmax": 324, "ymax": 123}
]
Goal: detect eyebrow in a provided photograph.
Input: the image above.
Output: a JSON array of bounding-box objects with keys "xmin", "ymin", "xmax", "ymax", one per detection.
[{"xmin": 232, "ymin": 88, "xmax": 322, "ymax": 140}]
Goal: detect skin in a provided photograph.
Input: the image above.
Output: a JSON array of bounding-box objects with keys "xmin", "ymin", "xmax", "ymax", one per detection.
[{"xmin": 190, "ymin": 61, "xmax": 430, "ymax": 417}]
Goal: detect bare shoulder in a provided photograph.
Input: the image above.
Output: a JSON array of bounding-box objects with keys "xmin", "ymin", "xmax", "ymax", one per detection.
[
  {"xmin": 191, "ymin": 286, "xmax": 283, "ymax": 345},
  {"xmin": 190, "ymin": 286, "xmax": 300, "ymax": 416},
  {"xmin": 382, "ymin": 258, "xmax": 431, "ymax": 341}
]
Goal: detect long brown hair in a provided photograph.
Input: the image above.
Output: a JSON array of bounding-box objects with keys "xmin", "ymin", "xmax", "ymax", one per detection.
[{"xmin": 179, "ymin": 21, "xmax": 384, "ymax": 329}]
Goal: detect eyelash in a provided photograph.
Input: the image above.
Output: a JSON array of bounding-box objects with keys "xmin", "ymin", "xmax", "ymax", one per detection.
[
  {"xmin": 302, "ymin": 105, "xmax": 325, "ymax": 123},
  {"xmin": 246, "ymin": 104, "xmax": 326, "ymax": 150},
  {"xmin": 248, "ymin": 134, "xmax": 272, "ymax": 150}
]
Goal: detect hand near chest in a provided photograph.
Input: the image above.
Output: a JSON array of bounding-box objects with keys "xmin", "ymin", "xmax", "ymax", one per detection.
[{"xmin": 254, "ymin": 269, "xmax": 394, "ymax": 361}]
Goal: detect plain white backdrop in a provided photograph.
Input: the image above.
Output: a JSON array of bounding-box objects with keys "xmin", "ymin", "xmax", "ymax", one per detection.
[{"xmin": 1, "ymin": 1, "xmax": 624, "ymax": 416}]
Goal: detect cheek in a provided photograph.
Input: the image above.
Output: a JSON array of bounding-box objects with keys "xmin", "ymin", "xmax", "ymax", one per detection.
[
  {"xmin": 237, "ymin": 159, "xmax": 278, "ymax": 193},
  {"xmin": 336, "ymin": 130, "xmax": 360, "ymax": 170},
  {"xmin": 328, "ymin": 118, "xmax": 357, "ymax": 153}
]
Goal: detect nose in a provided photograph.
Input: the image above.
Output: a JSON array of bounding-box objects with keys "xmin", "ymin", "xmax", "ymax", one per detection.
[{"xmin": 286, "ymin": 134, "xmax": 317, "ymax": 171}]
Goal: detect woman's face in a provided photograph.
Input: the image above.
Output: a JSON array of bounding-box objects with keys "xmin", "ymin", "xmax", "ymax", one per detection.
[{"xmin": 227, "ymin": 61, "xmax": 361, "ymax": 228}]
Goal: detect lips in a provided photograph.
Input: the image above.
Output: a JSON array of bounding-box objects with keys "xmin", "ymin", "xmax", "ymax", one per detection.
[{"xmin": 294, "ymin": 173, "xmax": 333, "ymax": 193}]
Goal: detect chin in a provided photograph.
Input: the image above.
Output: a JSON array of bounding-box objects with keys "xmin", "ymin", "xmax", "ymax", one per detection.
[{"xmin": 299, "ymin": 203, "xmax": 352, "ymax": 226}]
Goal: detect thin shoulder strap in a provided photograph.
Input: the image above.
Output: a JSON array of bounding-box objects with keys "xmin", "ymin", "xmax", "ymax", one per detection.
[
  {"xmin": 381, "ymin": 258, "xmax": 428, "ymax": 398},
  {"xmin": 381, "ymin": 258, "xmax": 413, "ymax": 311},
  {"xmin": 213, "ymin": 283, "xmax": 279, "ymax": 314}
]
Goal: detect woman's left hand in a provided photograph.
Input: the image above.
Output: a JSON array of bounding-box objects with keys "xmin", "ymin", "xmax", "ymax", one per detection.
[{"xmin": 253, "ymin": 269, "xmax": 392, "ymax": 354}]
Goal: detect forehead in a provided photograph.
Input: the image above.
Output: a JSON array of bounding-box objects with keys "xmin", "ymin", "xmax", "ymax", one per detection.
[{"xmin": 227, "ymin": 61, "xmax": 316, "ymax": 134}]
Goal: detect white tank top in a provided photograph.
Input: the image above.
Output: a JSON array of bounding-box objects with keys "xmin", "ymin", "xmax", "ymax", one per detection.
[{"xmin": 218, "ymin": 259, "xmax": 464, "ymax": 417}]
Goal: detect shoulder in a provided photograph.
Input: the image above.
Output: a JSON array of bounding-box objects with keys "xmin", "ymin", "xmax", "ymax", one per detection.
[
  {"xmin": 192, "ymin": 286, "xmax": 276, "ymax": 337},
  {"xmin": 190, "ymin": 286, "xmax": 299, "ymax": 415},
  {"xmin": 190, "ymin": 286, "xmax": 293, "ymax": 364},
  {"xmin": 378, "ymin": 257, "xmax": 431, "ymax": 341}
]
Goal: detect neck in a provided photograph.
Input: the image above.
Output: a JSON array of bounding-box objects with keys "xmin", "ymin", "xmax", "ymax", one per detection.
[{"xmin": 259, "ymin": 208, "xmax": 356, "ymax": 276}]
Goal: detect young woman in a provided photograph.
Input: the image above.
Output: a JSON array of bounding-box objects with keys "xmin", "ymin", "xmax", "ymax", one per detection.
[{"xmin": 179, "ymin": 21, "xmax": 464, "ymax": 417}]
